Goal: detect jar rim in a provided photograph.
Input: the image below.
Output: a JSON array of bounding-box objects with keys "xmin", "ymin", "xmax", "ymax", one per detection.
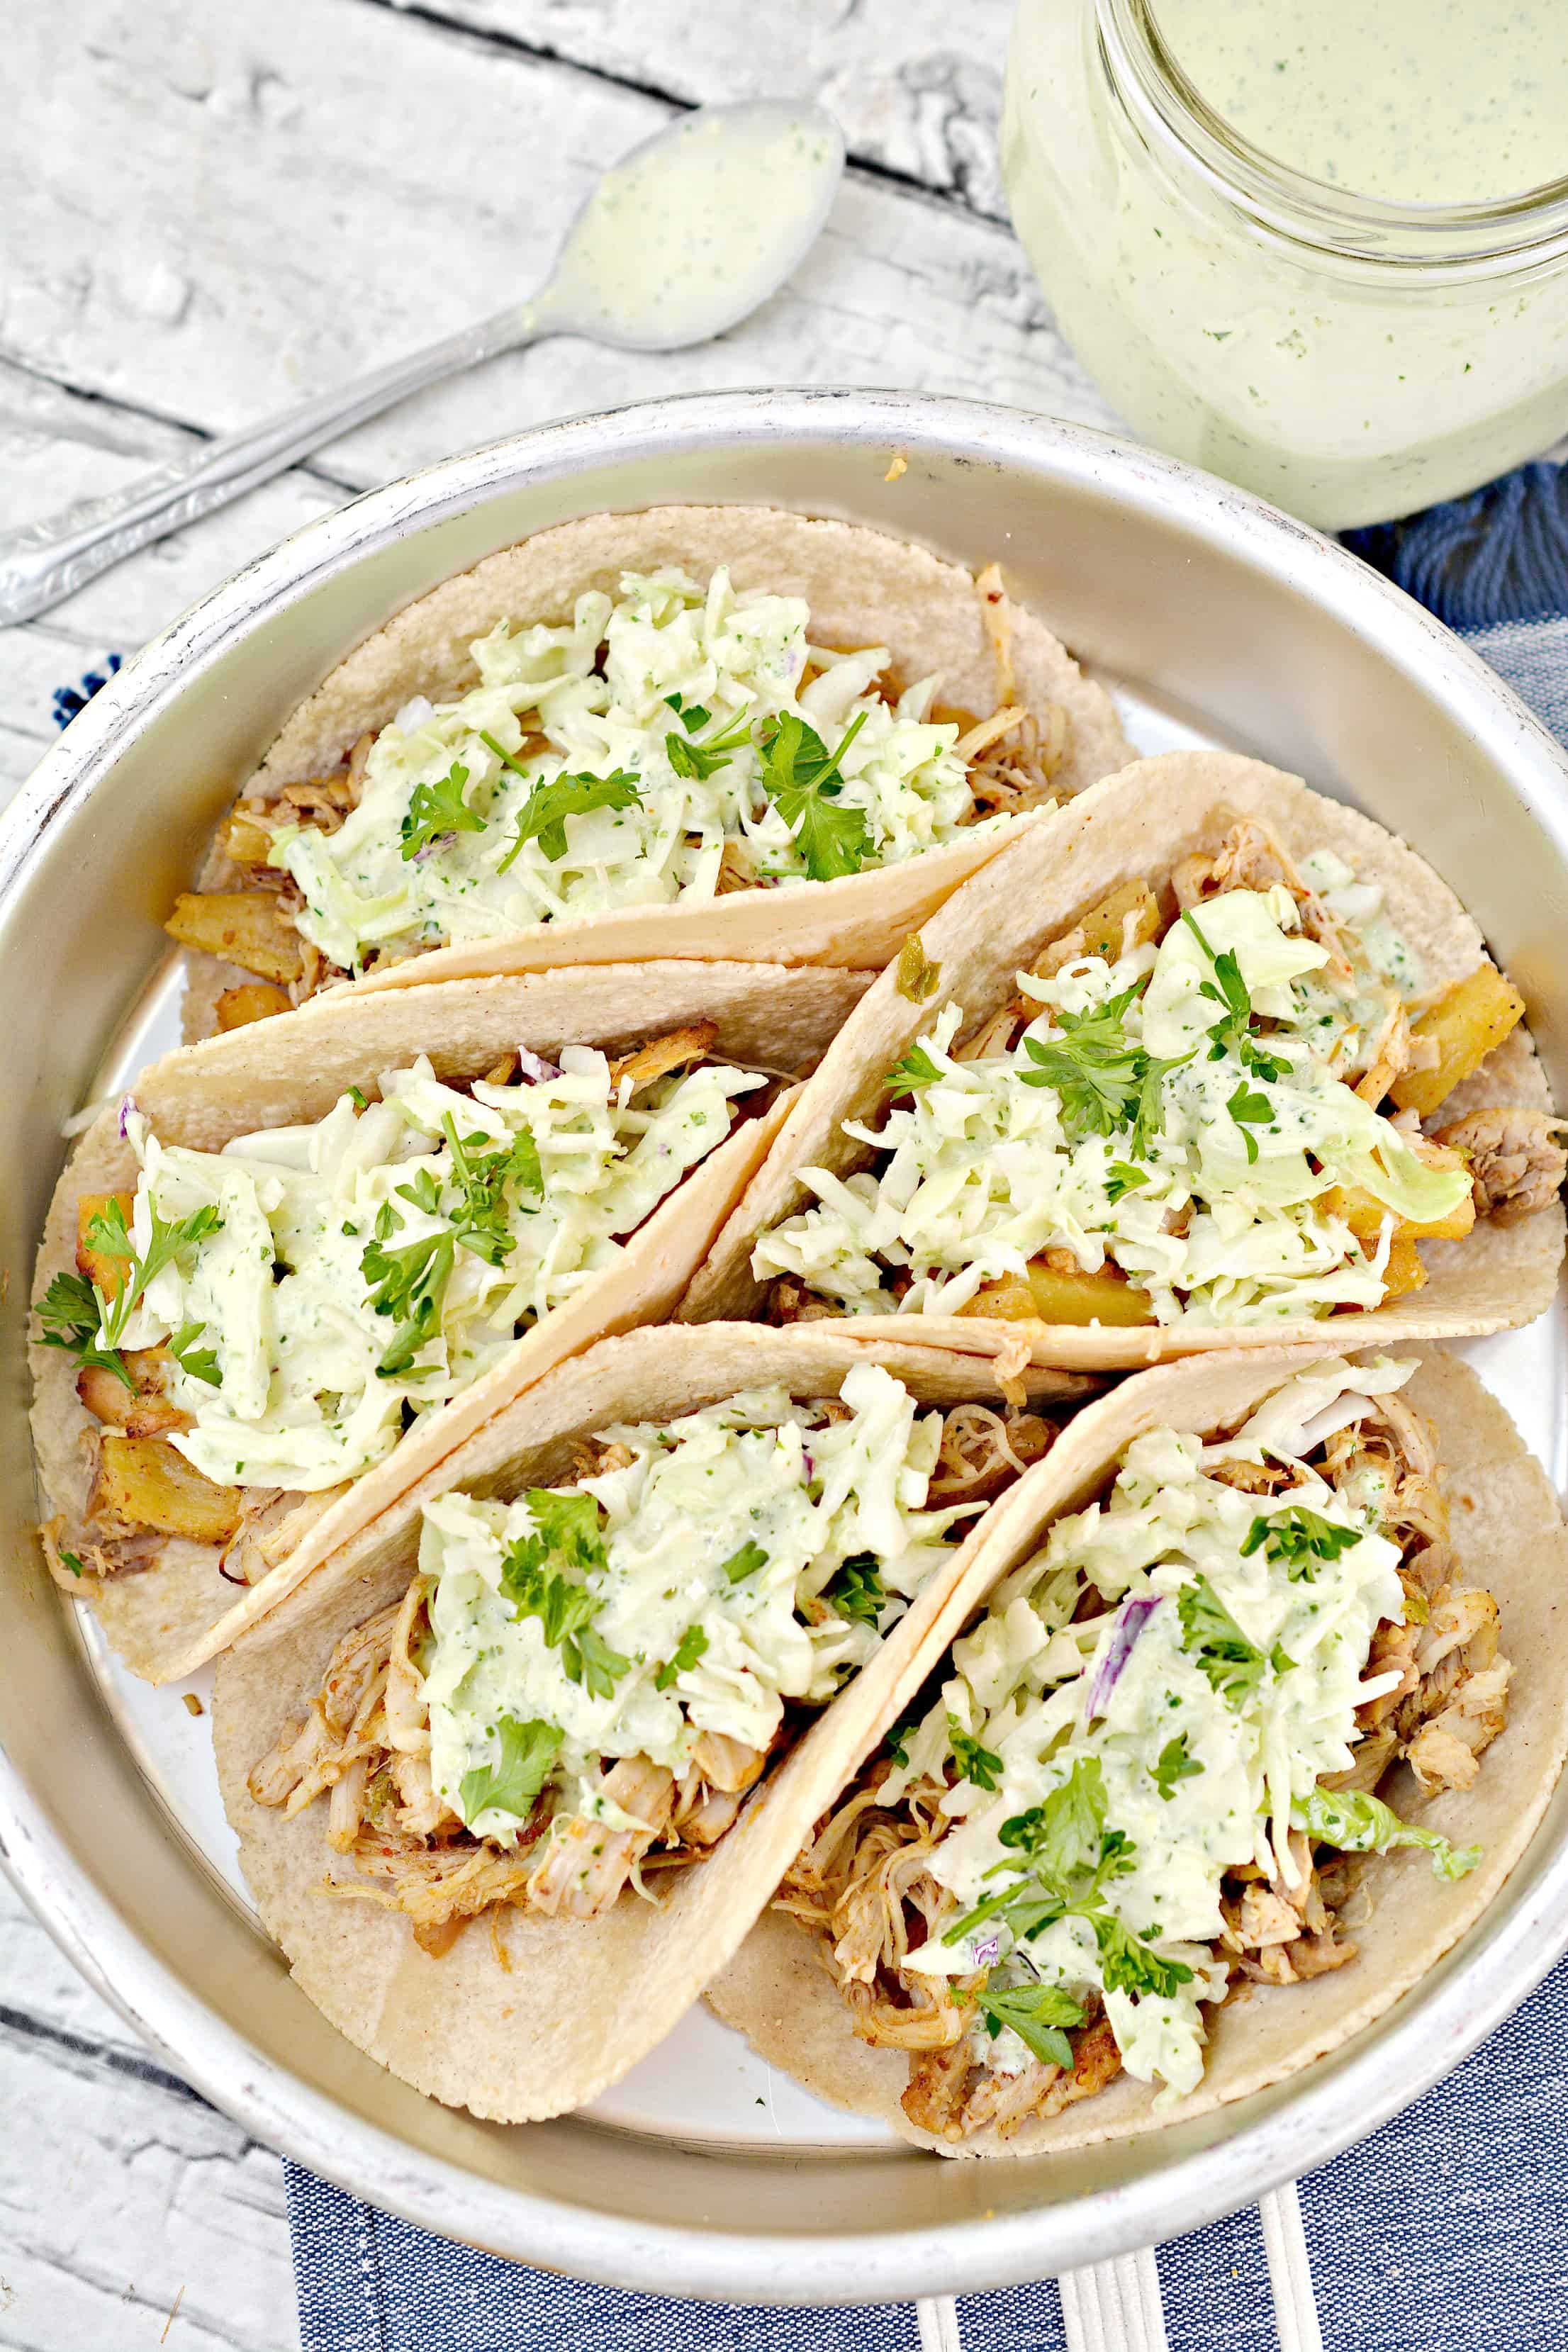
[{"xmin": 1103, "ymin": 0, "xmax": 1568, "ymax": 269}]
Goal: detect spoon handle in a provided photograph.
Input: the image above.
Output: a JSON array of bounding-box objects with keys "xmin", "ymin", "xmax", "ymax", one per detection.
[{"xmin": 0, "ymin": 303, "xmax": 542, "ymax": 627}]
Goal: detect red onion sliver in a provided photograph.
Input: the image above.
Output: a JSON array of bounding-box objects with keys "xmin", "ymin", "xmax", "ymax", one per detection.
[
  {"xmin": 1085, "ymin": 1595, "xmax": 1161, "ymax": 1720},
  {"xmin": 117, "ymin": 1094, "xmax": 140, "ymax": 1138},
  {"xmin": 514, "ymin": 1046, "xmax": 560, "ymax": 1083}
]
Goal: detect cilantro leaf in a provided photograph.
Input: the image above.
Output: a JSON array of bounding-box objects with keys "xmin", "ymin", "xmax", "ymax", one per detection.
[
  {"xmin": 999, "ymin": 1757, "xmax": 1109, "ymax": 1884},
  {"xmin": 459, "ymin": 1713, "xmax": 561, "ymax": 1826},
  {"xmin": 1020, "ymin": 985, "xmax": 1148, "ymax": 1138},
  {"xmin": 440, "ymin": 1114, "xmax": 541, "ymax": 1267},
  {"xmin": 37, "ymin": 1270, "xmax": 135, "ymax": 1390},
  {"xmin": 722, "ymin": 1538, "xmax": 769, "ymax": 1585},
  {"xmin": 1127, "ymin": 1051, "xmax": 1189, "ymax": 1162},
  {"xmin": 399, "ymin": 760, "xmax": 485, "ymax": 861},
  {"xmin": 566, "ymin": 1623, "xmax": 632, "ymax": 1700},
  {"xmin": 663, "ymin": 704, "xmax": 752, "ymax": 782},
  {"xmin": 827, "ymin": 1551, "xmax": 886, "ymax": 1628},
  {"xmin": 1177, "ymin": 1574, "xmax": 1271, "ymax": 1706},
  {"xmin": 1297, "ymin": 1784, "xmax": 1479, "ymax": 1881},
  {"xmin": 1153, "ymin": 1732, "xmax": 1202, "ymax": 1799},
  {"xmin": 167, "ymin": 1321, "xmax": 220, "ymax": 1386},
  {"xmin": 948, "ymin": 1714, "xmax": 1004, "ymax": 1790},
  {"xmin": 43, "ymin": 1200, "xmax": 225, "ymax": 1383},
  {"xmin": 1182, "ymin": 909, "xmax": 1291, "ymax": 1082},
  {"xmin": 495, "ymin": 757, "xmax": 642, "ymax": 868},
  {"xmin": 1225, "ymin": 1079, "xmax": 1273, "ymax": 1164},
  {"xmin": 975, "ymin": 1980, "xmax": 1085, "ymax": 2071},
  {"xmin": 359, "ymin": 1216, "xmax": 454, "ymax": 1379},
  {"xmin": 886, "ymin": 1711, "xmax": 922, "ymax": 1769},
  {"xmin": 757, "ymin": 710, "xmax": 872, "ymax": 881},
  {"xmin": 1092, "ymin": 1913, "xmax": 1195, "ymax": 1999},
  {"xmin": 1241, "ymin": 1507, "xmax": 1361, "ymax": 1579},
  {"xmin": 654, "ymin": 1623, "xmax": 709, "ymax": 1691},
  {"xmin": 500, "ymin": 1492, "xmax": 627, "ymax": 1695},
  {"xmin": 1104, "ymin": 1161, "xmax": 1150, "ymax": 1203},
  {"xmin": 886, "ymin": 1041, "xmax": 943, "ymax": 1097}
]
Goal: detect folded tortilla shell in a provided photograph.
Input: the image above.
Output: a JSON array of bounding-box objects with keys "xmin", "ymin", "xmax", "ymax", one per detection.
[
  {"xmin": 30, "ymin": 960, "xmax": 873, "ymax": 1684},
  {"xmin": 181, "ymin": 505, "xmax": 1132, "ymax": 1034},
  {"xmin": 707, "ymin": 1345, "xmax": 1568, "ymax": 2156},
  {"xmin": 212, "ymin": 1319, "xmax": 1093, "ymax": 2124},
  {"xmin": 682, "ymin": 750, "xmax": 1565, "ymax": 1365}
]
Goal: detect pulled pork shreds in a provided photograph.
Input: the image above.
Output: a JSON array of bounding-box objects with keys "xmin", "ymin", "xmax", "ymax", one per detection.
[
  {"xmin": 1431, "ymin": 1105, "xmax": 1568, "ymax": 1226},
  {"xmin": 775, "ymin": 1391, "xmax": 1510, "ymax": 2142},
  {"xmin": 249, "ymin": 1398, "xmax": 1052, "ymax": 1952}
]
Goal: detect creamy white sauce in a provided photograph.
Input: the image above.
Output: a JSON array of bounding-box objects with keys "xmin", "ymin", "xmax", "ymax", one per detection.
[
  {"xmin": 1158, "ymin": 1, "xmax": 1568, "ymax": 206},
  {"xmin": 1003, "ymin": 1, "xmax": 1568, "ymax": 525},
  {"xmin": 545, "ymin": 103, "xmax": 843, "ymax": 347}
]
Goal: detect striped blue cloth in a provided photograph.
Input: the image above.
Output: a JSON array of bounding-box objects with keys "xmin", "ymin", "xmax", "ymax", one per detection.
[{"xmin": 50, "ymin": 457, "xmax": 1568, "ymax": 2350}]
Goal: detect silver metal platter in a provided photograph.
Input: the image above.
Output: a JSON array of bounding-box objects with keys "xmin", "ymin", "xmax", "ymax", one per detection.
[{"xmin": 5, "ymin": 390, "xmax": 1568, "ymax": 2300}]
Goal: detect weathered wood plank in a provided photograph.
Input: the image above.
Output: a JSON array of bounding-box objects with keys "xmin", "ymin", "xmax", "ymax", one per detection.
[
  {"xmin": 1, "ymin": 0, "xmax": 1107, "ymax": 510},
  {"xmin": 0, "ymin": 1878, "xmax": 296, "ymax": 2351},
  {"xmin": 362, "ymin": 0, "xmax": 1019, "ymax": 215}
]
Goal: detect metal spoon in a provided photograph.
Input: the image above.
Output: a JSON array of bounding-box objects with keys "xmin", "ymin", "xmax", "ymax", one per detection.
[{"xmin": 0, "ymin": 100, "xmax": 844, "ymax": 627}]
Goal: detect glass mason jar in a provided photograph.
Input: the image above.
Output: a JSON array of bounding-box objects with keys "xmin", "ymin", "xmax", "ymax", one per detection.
[{"xmin": 1003, "ymin": 0, "xmax": 1568, "ymax": 527}]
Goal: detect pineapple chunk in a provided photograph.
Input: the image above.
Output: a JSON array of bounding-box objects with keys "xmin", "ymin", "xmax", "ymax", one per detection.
[
  {"xmin": 962, "ymin": 1260, "xmax": 1155, "ymax": 1326},
  {"xmin": 164, "ymin": 891, "xmax": 304, "ymax": 984},
  {"xmin": 218, "ymin": 807, "xmax": 276, "ymax": 868},
  {"xmin": 1379, "ymin": 1239, "xmax": 1428, "ymax": 1301},
  {"xmin": 90, "ymin": 1435, "xmax": 241, "ymax": 1544},
  {"xmin": 1390, "ymin": 964, "xmax": 1525, "ymax": 1119},
  {"xmin": 1074, "ymin": 880, "xmax": 1163, "ymax": 963},
  {"xmin": 215, "ymin": 982, "xmax": 292, "ymax": 1031},
  {"xmin": 76, "ymin": 1192, "xmax": 135, "ymax": 1301},
  {"xmin": 1318, "ymin": 1173, "xmax": 1476, "ymax": 1244}
]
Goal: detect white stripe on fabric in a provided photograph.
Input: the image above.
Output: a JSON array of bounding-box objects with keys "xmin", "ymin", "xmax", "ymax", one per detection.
[
  {"xmin": 1259, "ymin": 2186, "xmax": 1324, "ymax": 2352},
  {"xmin": 1059, "ymin": 2251, "xmax": 1169, "ymax": 2352},
  {"xmin": 915, "ymin": 2294, "xmax": 963, "ymax": 2352}
]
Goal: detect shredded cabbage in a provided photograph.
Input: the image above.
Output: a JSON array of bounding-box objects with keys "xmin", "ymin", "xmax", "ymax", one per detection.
[
  {"xmin": 420, "ymin": 1365, "xmax": 978, "ymax": 1838},
  {"xmin": 753, "ymin": 882, "xmax": 1473, "ymax": 1328},
  {"xmin": 270, "ymin": 567, "xmax": 982, "ymax": 971},
  {"xmin": 897, "ymin": 1359, "xmax": 1430, "ymax": 2098},
  {"xmin": 109, "ymin": 1051, "xmax": 763, "ymax": 1490}
]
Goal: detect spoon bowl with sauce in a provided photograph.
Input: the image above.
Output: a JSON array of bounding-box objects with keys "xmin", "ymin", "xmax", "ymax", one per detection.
[{"xmin": 0, "ymin": 100, "xmax": 846, "ymax": 627}]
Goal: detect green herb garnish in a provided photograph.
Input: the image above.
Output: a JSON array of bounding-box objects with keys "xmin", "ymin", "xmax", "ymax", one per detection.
[
  {"xmin": 1241, "ymin": 1507, "xmax": 1360, "ymax": 1578},
  {"xmin": 459, "ymin": 1713, "xmax": 561, "ymax": 1825},
  {"xmin": 948, "ymin": 1714, "xmax": 1004, "ymax": 1791},
  {"xmin": 756, "ymin": 710, "xmax": 872, "ymax": 880},
  {"xmin": 654, "ymin": 1623, "xmax": 710, "ymax": 1691},
  {"xmin": 400, "ymin": 760, "xmax": 485, "ymax": 860}
]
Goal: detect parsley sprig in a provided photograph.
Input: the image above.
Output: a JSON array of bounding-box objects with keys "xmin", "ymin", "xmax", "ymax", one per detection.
[
  {"xmin": 38, "ymin": 1199, "xmax": 225, "ymax": 1391},
  {"xmin": 948, "ymin": 1714, "xmax": 1004, "ymax": 1791},
  {"xmin": 459, "ymin": 1713, "xmax": 562, "ymax": 1826},
  {"xmin": 663, "ymin": 695, "xmax": 753, "ymax": 782},
  {"xmin": 826, "ymin": 1551, "xmax": 886, "ymax": 1628},
  {"xmin": 973, "ymin": 1980, "xmax": 1085, "ymax": 2071},
  {"xmin": 359, "ymin": 1204, "xmax": 454, "ymax": 1379},
  {"xmin": 1019, "ymin": 985, "xmax": 1189, "ymax": 1156},
  {"xmin": 440, "ymin": 1114, "xmax": 542, "ymax": 1267},
  {"xmin": 400, "ymin": 760, "xmax": 486, "ymax": 861},
  {"xmin": 757, "ymin": 710, "xmax": 871, "ymax": 880},
  {"xmin": 1153, "ymin": 1732, "xmax": 1202, "ymax": 1799},
  {"xmin": 1181, "ymin": 909, "xmax": 1291, "ymax": 1082},
  {"xmin": 1241, "ymin": 1506, "xmax": 1360, "ymax": 1579},
  {"xmin": 1177, "ymin": 1574, "xmax": 1292, "ymax": 1706},
  {"xmin": 480, "ymin": 730, "xmax": 642, "ymax": 868},
  {"xmin": 944, "ymin": 1758, "xmax": 1194, "ymax": 2000},
  {"xmin": 499, "ymin": 1491, "xmax": 629, "ymax": 1698}
]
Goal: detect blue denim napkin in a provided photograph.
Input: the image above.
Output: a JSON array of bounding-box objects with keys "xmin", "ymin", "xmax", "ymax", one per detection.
[{"xmin": 47, "ymin": 457, "xmax": 1568, "ymax": 2349}]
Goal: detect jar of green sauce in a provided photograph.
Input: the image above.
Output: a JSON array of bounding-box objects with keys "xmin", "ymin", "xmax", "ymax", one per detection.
[{"xmin": 1004, "ymin": 0, "xmax": 1568, "ymax": 525}]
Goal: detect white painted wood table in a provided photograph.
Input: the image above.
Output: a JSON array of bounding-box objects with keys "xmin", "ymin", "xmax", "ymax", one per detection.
[{"xmin": 0, "ymin": 3, "xmax": 1118, "ymax": 2342}]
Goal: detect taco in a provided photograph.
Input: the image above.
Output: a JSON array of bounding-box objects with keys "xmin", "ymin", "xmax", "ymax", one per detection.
[
  {"xmin": 683, "ymin": 751, "xmax": 1566, "ymax": 1369},
  {"xmin": 161, "ymin": 505, "xmax": 1131, "ymax": 1032},
  {"xmin": 29, "ymin": 960, "xmax": 873, "ymax": 1684},
  {"xmin": 709, "ymin": 1346, "xmax": 1568, "ymax": 2156},
  {"xmin": 211, "ymin": 1321, "xmax": 1092, "ymax": 2123}
]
